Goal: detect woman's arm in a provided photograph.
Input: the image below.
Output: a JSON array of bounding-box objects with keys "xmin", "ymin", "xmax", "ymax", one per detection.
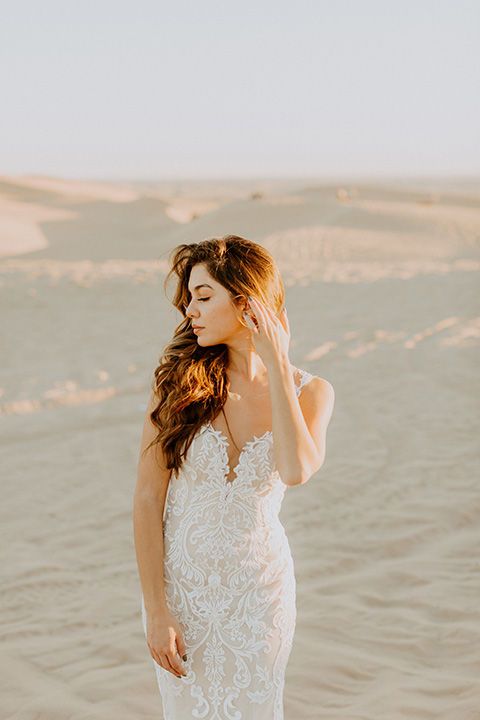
[
  {"xmin": 267, "ymin": 361, "xmax": 334, "ymax": 486},
  {"xmin": 245, "ymin": 297, "xmax": 335, "ymax": 487},
  {"xmin": 133, "ymin": 391, "xmax": 187, "ymax": 678}
]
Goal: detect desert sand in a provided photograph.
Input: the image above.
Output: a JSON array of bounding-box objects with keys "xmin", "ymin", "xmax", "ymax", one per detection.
[{"xmin": 1, "ymin": 174, "xmax": 479, "ymax": 719}]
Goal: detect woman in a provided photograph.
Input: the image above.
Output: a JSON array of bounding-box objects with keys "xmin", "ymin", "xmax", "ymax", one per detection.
[{"xmin": 134, "ymin": 235, "xmax": 335, "ymax": 719}]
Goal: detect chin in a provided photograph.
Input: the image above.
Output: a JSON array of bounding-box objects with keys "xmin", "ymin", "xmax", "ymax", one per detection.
[
  {"xmin": 195, "ymin": 335, "xmax": 210, "ymax": 346},
  {"xmin": 196, "ymin": 335, "xmax": 226, "ymax": 349},
  {"xmin": 197, "ymin": 339, "xmax": 218, "ymax": 348}
]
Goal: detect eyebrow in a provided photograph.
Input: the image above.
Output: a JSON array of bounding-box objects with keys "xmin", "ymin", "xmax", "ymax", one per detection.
[{"xmin": 190, "ymin": 283, "xmax": 214, "ymax": 292}]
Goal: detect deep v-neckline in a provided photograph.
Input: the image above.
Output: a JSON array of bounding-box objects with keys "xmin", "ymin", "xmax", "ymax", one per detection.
[
  {"xmin": 202, "ymin": 368, "xmax": 313, "ymax": 486},
  {"xmin": 205, "ymin": 421, "xmax": 273, "ymax": 485}
]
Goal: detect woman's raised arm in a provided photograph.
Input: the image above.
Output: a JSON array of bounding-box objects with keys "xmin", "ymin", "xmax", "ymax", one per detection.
[{"xmin": 244, "ymin": 297, "xmax": 335, "ymax": 486}]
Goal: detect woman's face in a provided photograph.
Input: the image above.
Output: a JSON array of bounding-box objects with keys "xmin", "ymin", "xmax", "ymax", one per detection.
[{"xmin": 185, "ymin": 263, "xmax": 246, "ymax": 346}]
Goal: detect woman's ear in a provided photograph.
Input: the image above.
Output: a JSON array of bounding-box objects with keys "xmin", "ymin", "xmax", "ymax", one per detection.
[
  {"xmin": 235, "ymin": 295, "xmax": 251, "ymax": 327},
  {"xmin": 234, "ymin": 295, "xmax": 249, "ymax": 312}
]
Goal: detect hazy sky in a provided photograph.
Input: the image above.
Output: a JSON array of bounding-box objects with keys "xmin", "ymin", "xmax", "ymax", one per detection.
[{"xmin": 2, "ymin": 0, "xmax": 479, "ymax": 179}]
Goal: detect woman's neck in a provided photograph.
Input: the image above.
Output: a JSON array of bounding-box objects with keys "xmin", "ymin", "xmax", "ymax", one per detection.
[{"xmin": 226, "ymin": 339, "xmax": 265, "ymax": 382}]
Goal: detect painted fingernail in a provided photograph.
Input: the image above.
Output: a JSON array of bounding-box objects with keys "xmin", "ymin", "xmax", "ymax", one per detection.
[{"xmin": 182, "ymin": 654, "xmax": 187, "ymax": 662}]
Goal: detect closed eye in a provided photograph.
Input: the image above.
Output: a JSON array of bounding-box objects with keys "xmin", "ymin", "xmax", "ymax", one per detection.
[{"xmin": 186, "ymin": 293, "xmax": 210, "ymax": 303}]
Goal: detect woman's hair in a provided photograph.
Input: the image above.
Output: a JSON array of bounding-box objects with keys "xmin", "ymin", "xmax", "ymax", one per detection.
[{"xmin": 144, "ymin": 234, "xmax": 285, "ymax": 473}]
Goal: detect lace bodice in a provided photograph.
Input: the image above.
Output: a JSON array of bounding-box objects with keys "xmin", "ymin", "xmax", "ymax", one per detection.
[{"xmin": 176, "ymin": 366, "xmax": 315, "ymax": 488}]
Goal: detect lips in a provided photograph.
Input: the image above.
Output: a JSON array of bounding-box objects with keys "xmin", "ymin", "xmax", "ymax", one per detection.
[{"xmin": 192, "ymin": 326, "xmax": 204, "ymax": 333}]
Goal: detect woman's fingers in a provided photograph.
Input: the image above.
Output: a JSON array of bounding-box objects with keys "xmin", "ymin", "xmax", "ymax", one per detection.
[
  {"xmin": 261, "ymin": 301, "xmax": 279, "ymax": 324},
  {"xmin": 243, "ymin": 310, "xmax": 259, "ymax": 333},
  {"xmin": 176, "ymin": 632, "xmax": 187, "ymax": 662},
  {"xmin": 166, "ymin": 631, "xmax": 187, "ymax": 677},
  {"xmin": 165, "ymin": 648, "xmax": 187, "ymax": 678},
  {"xmin": 249, "ymin": 296, "xmax": 288, "ymax": 333},
  {"xmin": 247, "ymin": 297, "xmax": 267, "ymax": 327},
  {"xmin": 280, "ymin": 307, "xmax": 290, "ymax": 335},
  {"xmin": 148, "ymin": 644, "xmax": 163, "ymax": 667},
  {"xmin": 148, "ymin": 642, "xmax": 166, "ymax": 669},
  {"xmin": 154, "ymin": 648, "xmax": 186, "ymax": 678},
  {"xmin": 158, "ymin": 652, "xmax": 179, "ymax": 677},
  {"xmin": 146, "ymin": 612, "xmax": 188, "ymax": 678},
  {"xmin": 148, "ymin": 641, "xmax": 187, "ymax": 678}
]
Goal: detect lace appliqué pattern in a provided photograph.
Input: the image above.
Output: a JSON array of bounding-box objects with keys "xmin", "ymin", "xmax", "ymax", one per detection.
[{"xmin": 142, "ymin": 368, "xmax": 315, "ymax": 720}]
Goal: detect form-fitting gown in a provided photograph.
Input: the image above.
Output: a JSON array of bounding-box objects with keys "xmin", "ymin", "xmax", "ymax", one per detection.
[{"xmin": 142, "ymin": 369, "xmax": 315, "ymax": 720}]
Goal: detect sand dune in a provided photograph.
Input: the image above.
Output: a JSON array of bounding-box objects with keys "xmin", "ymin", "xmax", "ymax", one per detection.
[{"xmin": 1, "ymin": 175, "xmax": 479, "ymax": 719}]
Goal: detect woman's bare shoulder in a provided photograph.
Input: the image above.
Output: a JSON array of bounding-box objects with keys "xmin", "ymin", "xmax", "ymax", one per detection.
[
  {"xmin": 290, "ymin": 367, "xmax": 335, "ymax": 434},
  {"xmin": 290, "ymin": 365, "xmax": 334, "ymax": 392}
]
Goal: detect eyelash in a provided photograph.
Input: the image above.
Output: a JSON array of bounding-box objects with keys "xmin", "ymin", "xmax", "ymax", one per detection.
[{"xmin": 187, "ymin": 296, "xmax": 210, "ymax": 303}]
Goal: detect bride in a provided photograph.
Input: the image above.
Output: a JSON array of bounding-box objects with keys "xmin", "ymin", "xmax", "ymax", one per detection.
[{"xmin": 134, "ymin": 235, "xmax": 335, "ymax": 719}]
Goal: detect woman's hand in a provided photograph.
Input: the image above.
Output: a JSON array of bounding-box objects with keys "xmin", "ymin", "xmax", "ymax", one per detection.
[
  {"xmin": 243, "ymin": 296, "xmax": 291, "ymax": 368},
  {"xmin": 146, "ymin": 610, "xmax": 188, "ymax": 679}
]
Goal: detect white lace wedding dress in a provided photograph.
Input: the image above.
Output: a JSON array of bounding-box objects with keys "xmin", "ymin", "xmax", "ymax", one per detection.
[{"xmin": 142, "ymin": 368, "xmax": 315, "ymax": 720}]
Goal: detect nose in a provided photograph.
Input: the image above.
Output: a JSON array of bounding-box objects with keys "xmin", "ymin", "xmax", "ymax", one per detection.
[{"xmin": 186, "ymin": 298, "xmax": 199, "ymax": 318}]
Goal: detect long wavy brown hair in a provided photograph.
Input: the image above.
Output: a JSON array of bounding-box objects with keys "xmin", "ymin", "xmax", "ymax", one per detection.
[{"xmin": 144, "ymin": 235, "xmax": 285, "ymax": 473}]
